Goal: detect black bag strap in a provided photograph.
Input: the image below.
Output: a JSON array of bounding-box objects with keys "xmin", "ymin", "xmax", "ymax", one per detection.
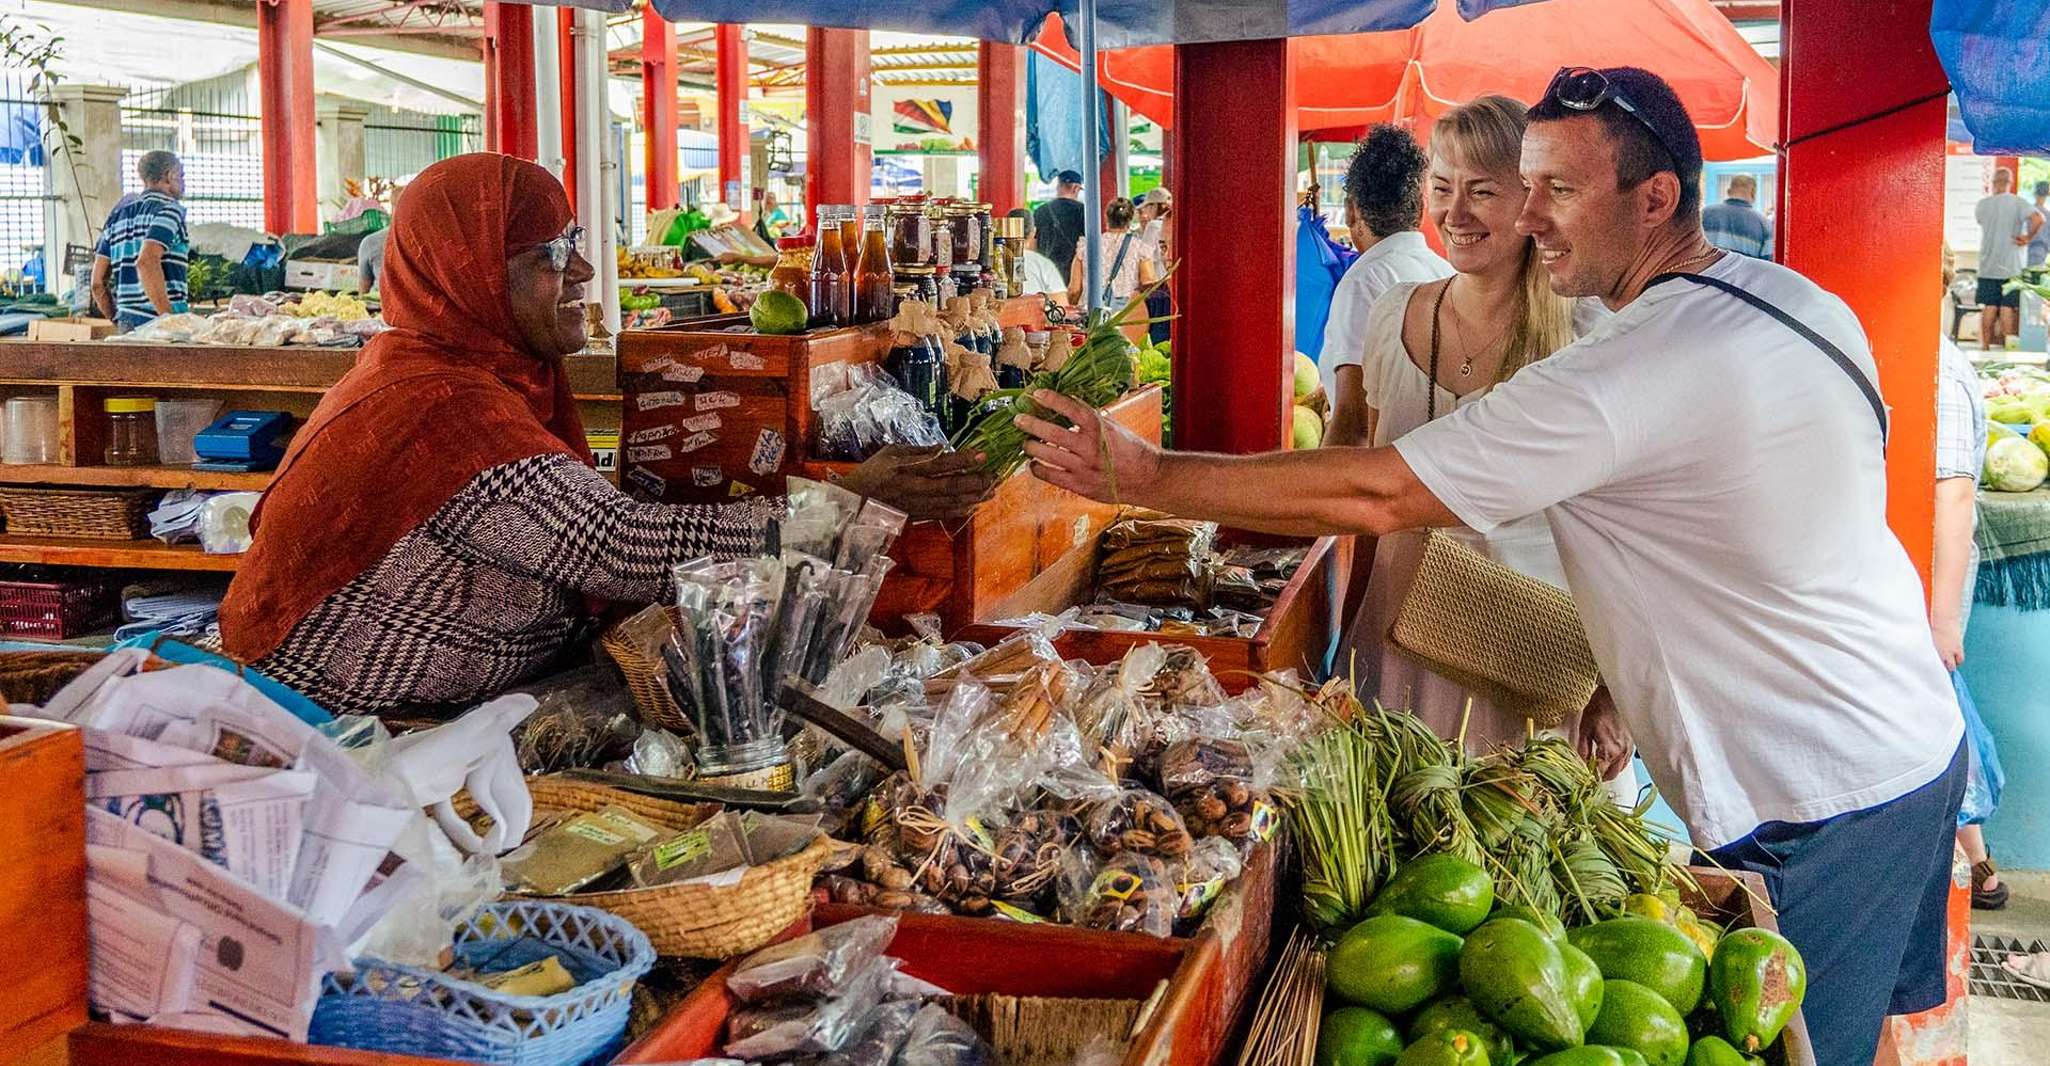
[
  {"xmin": 1103, "ymin": 231, "xmax": 1137, "ymax": 305},
  {"xmin": 1648, "ymin": 271, "xmax": 1889, "ymax": 446}
]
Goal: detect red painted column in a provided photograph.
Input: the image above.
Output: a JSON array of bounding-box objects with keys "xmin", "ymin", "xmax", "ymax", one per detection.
[
  {"xmin": 256, "ymin": 0, "xmax": 318, "ymax": 234},
  {"xmin": 482, "ymin": 1, "xmax": 537, "ymax": 160},
  {"xmin": 1777, "ymin": 3, "xmax": 1962, "ymax": 1062},
  {"xmin": 715, "ymin": 24, "xmax": 749, "ymax": 215},
  {"xmin": 643, "ymin": 8, "xmax": 679, "ymax": 211},
  {"xmin": 805, "ymin": 28, "xmax": 873, "ymax": 209},
  {"xmin": 1171, "ymin": 39, "xmax": 1294, "ymax": 453},
  {"xmin": 977, "ymin": 42, "xmax": 1024, "ymax": 216},
  {"xmin": 558, "ymin": 8, "xmax": 578, "ymax": 209}
]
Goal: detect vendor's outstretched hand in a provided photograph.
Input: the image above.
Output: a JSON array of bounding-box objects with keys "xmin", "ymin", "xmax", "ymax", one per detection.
[
  {"xmin": 840, "ymin": 443, "xmax": 995, "ymax": 521},
  {"xmin": 1018, "ymin": 389, "xmax": 1160, "ymax": 504}
]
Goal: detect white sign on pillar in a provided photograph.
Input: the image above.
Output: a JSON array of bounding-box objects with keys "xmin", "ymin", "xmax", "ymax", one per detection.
[{"xmin": 853, "ymin": 113, "xmax": 873, "ymax": 147}]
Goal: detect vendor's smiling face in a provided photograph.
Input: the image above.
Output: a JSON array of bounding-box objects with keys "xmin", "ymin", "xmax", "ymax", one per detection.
[
  {"xmin": 1517, "ymin": 115, "xmax": 1646, "ymax": 302},
  {"xmin": 506, "ymin": 227, "xmax": 595, "ymax": 358},
  {"xmin": 1427, "ymin": 143, "xmax": 1526, "ymax": 276}
]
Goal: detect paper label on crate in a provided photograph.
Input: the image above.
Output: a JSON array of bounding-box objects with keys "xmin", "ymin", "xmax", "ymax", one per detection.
[
  {"xmin": 636, "ymin": 390, "xmax": 689, "ymax": 411},
  {"xmin": 691, "ymin": 343, "xmax": 729, "ymax": 366},
  {"xmin": 626, "ymin": 424, "xmax": 679, "ymax": 445},
  {"xmin": 676, "ymin": 430, "xmax": 717, "ymax": 454},
  {"xmin": 692, "ymin": 467, "xmax": 724, "ymax": 487},
  {"xmin": 625, "ymin": 467, "xmax": 667, "ymax": 498},
  {"xmin": 662, "ymin": 363, "xmax": 705, "ymax": 383},
  {"xmin": 748, "ymin": 428, "xmax": 785, "ymax": 475},
  {"xmin": 680, "ymin": 413, "xmax": 723, "ymax": 434},
  {"xmin": 728, "ymin": 352, "xmax": 767, "ymax": 371},
  {"xmin": 728, "ymin": 480, "xmax": 757, "ymax": 498},
  {"xmin": 696, "ymin": 390, "xmax": 741, "ymax": 411},
  {"xmin": 640, "ymin": 355, "xmax": 680, "ymax": 375},
  {"xmin": 626, "ymin": 444, "xmax": 673, "ymax": 463}
]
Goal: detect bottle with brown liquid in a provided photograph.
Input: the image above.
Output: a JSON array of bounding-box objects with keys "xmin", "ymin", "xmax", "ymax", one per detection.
[
  {"xmin": 837, "ymin": 209, "xmax": 861, "ymax": 313},
  {"xmin": 808, "ymin": 206, "xmax": 850, "ymax": 328},
  {"xmin": 854, "ymin": 206, "xmax": 895, "ymax": 323}
]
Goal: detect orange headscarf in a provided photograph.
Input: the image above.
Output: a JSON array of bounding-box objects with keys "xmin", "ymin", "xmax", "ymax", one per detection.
[{"xmin": 220, "ymin": 153, "xmax": 589, "ymax": 662}]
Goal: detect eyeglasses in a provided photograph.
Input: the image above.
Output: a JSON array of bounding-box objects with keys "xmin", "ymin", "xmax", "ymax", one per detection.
[
  {"xmin": 1544, "ymin": 66, "xmax": 1683, "ymax": 176},
  {"xmin": 539, "ymin": 225, "xmax": 586, "ymax": 272}
]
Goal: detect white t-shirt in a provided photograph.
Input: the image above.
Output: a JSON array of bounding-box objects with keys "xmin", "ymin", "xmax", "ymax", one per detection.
[
  {"xmin": 1018, "ymin": 249, "xmax": 1067, "ymax": 297},
  {"xmin": 1393, "ymin": 253, "xmax": 1963, "ymax": 849},
  {"xmin": 1977, "ymin": 192, "xmax": 2034, "ymax": 279},
  {"xmin": 1323, "ymin": 232, "xmax": 1455, "ymax": 371}
]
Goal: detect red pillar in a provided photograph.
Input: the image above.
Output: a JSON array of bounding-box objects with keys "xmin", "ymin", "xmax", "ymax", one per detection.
[
  {"xmin": 1777, "ymin": 3, "xmax": 1960, "ymax": 1060},
  {"xmin": 805, "ymin": 28, "xmax": 872, "ymax": 209},
  {"xmin": 643, "ymin": 8, "xmax": 679, "ymax": 211},
  {"xmin": 976, "ymin": 42, "xmax": 1024, "ymax": 216},
  {"xmin": 715, "ymin": 24, "xmax": 749, "ymax": 215},
  {"xmin": 558, "ymin": 8, "xmax": 578, "ymax": 210},
  {"xmin": 257, "ymin": 0, "xmax": 317, "ymax": 234},
  {"xmin": 1172, "ymin": 39, "xmax": 1295, "ymax": 453},
  {"xmin": 483, "ymin": 1, "xmax": 537, "ymax": 160}
]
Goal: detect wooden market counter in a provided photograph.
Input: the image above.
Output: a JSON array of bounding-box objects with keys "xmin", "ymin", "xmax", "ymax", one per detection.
[{"xmin": 0, "ymin": 340, "xmax": 622, "ymax": 573}]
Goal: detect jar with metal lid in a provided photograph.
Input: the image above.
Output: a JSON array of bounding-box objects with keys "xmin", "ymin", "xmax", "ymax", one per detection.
[
  {"xmin": 945, "ymin": 202, "xmax": 983, "ymax": 271},
  {"xmin": 105, "ymin": 397, "xmax": 159, "ymax": 467},
  {"xmin": 886, "ymin": 199, "xmax": 931, "ymax": 266},
  {"xmin": 926, "ymin": 204, "xmax": 953, "ymax": 273},
  {"xmin": 973, "ymin": 204, "xmax": 995, "ymax": 270}
]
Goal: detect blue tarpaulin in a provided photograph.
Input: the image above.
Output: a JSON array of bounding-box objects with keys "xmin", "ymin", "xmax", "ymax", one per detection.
[
  {"xmin": 649, "ymin": 0, "xmax": 1546, "ymax": 47},
  {"xmin": 1026, "ymin": 51, "xmax": 1112, "ymax": 182},
  {"xmin": 1931, "ymin": 1, "xmax": 2050, "ymax": 155},
  {"xmin": 1295, "ymin": 205, "xmax": 1357, "ymax": 363}
]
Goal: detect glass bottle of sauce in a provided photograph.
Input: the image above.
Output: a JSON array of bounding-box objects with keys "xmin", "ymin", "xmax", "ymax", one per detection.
[
  {"xmin": 854, "ymin": 206, "xmax": 896, "ymax": 323},
  {"xmin": 809, "ymin": 207, "xmax": 850, "ymax": 329},
  {"xmin": 836, "ymin": 208, "xmax": 861, "ymax": 308},
  {"xmin": 769, "ymin": 236, "xmax": 812, "ymax": 304}
]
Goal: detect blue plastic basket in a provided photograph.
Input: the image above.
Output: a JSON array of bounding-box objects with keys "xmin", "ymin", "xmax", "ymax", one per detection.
[{"xmin": 310, "ymin": 901, "xmax": 655, "ymax": 1066}]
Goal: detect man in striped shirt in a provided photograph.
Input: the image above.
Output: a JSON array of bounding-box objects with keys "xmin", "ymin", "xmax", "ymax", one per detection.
[{"xmin": 90, "ymin": 150, "xmax": 189, "ymax": 330}]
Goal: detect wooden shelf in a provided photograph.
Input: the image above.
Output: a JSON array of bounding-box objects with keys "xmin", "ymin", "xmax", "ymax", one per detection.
[
  {"xmin": 0, "ymin": 341, "xmax": 622, "ymax": 399},
  {"xmin": 0, "ymin": 464, "xmax": 271, "ymax": 491},
  {"xmin": 0, "ymin": 535, "xmax": 239, "ymax": 571}
]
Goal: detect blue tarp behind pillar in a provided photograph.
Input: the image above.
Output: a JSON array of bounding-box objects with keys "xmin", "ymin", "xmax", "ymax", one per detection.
[
  {"xmin": 1026, "ymin": 51, "xmax": 1111, "ymax": 183},
  {"xmin": 1931, "ymin": 1, "xmax": 2050, "ymax": 155}
]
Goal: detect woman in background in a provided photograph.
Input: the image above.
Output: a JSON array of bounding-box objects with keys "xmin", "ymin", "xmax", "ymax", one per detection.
[{"xmin": 1067, "ymin": 196, "xmax": 1157, "ymax": 308}]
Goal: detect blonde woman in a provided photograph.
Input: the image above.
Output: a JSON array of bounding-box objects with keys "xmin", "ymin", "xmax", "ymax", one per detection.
[{"xmin": 1345, "ymin": 96, "xmax": 1629, "ymax": 792}]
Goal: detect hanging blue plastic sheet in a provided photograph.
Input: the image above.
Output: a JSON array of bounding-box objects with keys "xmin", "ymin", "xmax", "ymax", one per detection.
[
  {"xmin": 1954, "ymin": 669, "xmax": 2006, "ymax": 827},
  {"xmin": 1294, "ymin": 204, "xmax": 1357, "ymax": 362},
  {"xmin": 1026, "ymin": 51, "xmax": 1112, "ymax": 183},
  {"xmin": 1931, "ymin": 1, "xmax": 2050, "ymax": 155}
]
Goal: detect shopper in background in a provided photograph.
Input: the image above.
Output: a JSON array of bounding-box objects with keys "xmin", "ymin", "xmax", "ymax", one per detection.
[
  {"xmin": 1068, "ymin": 196, "xmax": 1155, "ymax": 308},
  {"xmin": 2028, "ymin": 180, "xmax": 2049, "ymax": 270},
  {"xmin": 1032, "ymin": 169, "xmax": 1087, "ymax": 280},
  {"xmin": 1322, "ymin": 124, "xmax": 1453, "ymax": 448},
  {"xmin": 1337, "ymin": 96, "xmax": 1625, "ymax": 790},
  {"xmin": 219, "ymin": 154, "xmax": 992, "ymax": 717},
  {"xmin": 1137, "ymin": 186, "xmax": 1174, "ymax": 344},
  {"xmin": 754, "ymin": 190, "xmax": 792, "ymax": 243},
  {"xmin": 1009, "ymin": 208, "xmax": 1068, "ymax": 297},
  {"xmin": 1017, "ymin": 68, "xmax": 1965, "ymax": 1065},
  {"xmin": 1975, "ymin": 168, "xmax": 2040, "ymax": 350},
  {"xmin": 90, "ymin": 150, "xmax": 188, "ymax": 330},
  {"xmin": 356, "ymin": 224, "xmax": 390, "ymax": 295},
  {"xmin": 1701, "ymin": 173, "xmax": 1773, "ymax": 259}
]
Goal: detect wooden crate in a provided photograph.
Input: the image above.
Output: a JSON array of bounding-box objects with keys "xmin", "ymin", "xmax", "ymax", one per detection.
[
  {"xmin": 617, "ymin": 912, "xmax": 1223, "ymax": 1066},
  {"xmin": 0, "ymin": 718, "xmax": 88, "ymax": 1065},
  {"xmin": 958, "ymin": 529, "xmax": 1350, "ymax": 692},
  {"xmin": 1681, "ymin": 868, "xmax": 1815, "ymax": 1066}
]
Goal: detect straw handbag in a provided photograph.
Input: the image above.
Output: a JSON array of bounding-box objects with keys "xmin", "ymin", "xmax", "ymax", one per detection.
[
  {"xmin": 1387, "ymin": 531, "xmax": 1599, "ymax": 728},
  {"xmin": 457, "ymin": 776, "xmax": 854, "ymax": 959}
]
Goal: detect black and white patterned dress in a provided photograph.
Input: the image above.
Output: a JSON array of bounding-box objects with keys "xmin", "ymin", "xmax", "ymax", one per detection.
[{"xmin": 255, "ymin": 453, "xmax": 777, "ymax": 716}]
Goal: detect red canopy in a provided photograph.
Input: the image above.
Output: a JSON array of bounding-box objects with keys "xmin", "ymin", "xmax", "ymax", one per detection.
[{"xmin": 1033, "ymin": 0, "xmax": 1778, "ymax": 160}]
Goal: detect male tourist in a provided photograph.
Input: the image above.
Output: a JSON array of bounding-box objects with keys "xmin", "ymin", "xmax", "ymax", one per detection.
[
  {"xmin": 91, "ymin": 150, "xmax": 188, "ymax": 330},
  {"xmin": 1975, "ymin": 168, "xmax": 2040, "ymax": 349},
  {"xmin": 1031, "ymin": 169, "xmax": 1087, "ymax": 280},
  {"xmin": 1701, "ymin": 172, "xmax": 1772, "ymax": 258},
  {"xmin": 1018, "ymin": 68, "xmax": 1962, "ymax": 1066}
]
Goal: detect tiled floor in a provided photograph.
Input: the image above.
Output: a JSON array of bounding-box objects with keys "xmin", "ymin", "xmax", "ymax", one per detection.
[{"xmin": 1968, "ymin": 870, "xmax": 2050, "ymax": 1061}]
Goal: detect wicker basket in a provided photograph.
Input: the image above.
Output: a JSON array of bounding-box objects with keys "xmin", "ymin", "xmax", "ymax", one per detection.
[
  {"xmin": 460, "ymin": 775, "xmax": 853, "ymax": 959},
  {"xmin": 600, "ymin": 605, "xmax": 690, "ymax": 732},
  {"xmin": 0, "ymin": 486, "xmax": 156, "ymax": 540},
  {"xmin": 0, "ymin": 648, "xmax": 107, "ymax": 706}
]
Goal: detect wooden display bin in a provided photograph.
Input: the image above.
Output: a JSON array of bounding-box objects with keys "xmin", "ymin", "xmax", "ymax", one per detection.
[
  {"xmin": 0, "ymin": 718, "xmax": 88, "ymax": 1065},
  {"xmin": 957, "ymin": 530, "xmax": 1349, "ymax": 692}
]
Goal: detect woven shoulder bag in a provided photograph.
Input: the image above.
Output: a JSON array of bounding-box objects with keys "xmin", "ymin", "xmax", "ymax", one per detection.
[{"xmin": 1387, "ymin": 530, "xmax": 1598, "ymax": 728}]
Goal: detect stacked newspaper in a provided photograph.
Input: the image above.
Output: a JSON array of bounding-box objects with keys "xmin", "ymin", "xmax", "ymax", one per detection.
[{"xmin": 26, "ymin": 650, "xmax": 419, "ymax": 1041}]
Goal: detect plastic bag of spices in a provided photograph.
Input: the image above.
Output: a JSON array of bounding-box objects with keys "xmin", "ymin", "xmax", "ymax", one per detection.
[
  {"xmin": 724, "ymin": 955, "xmax": 897, "ymax": 1058},
  {"xmin": 727, "ymin": 914, "xmax": 899, "ymax": 1004}
]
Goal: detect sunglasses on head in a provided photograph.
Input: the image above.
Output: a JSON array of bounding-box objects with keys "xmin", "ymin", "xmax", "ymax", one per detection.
[
  {"xmin": 539, "ymin": 225, "xmax": 586, "ymax": 272},
  {"xmin": 1544, "ymin": 66, "xmax": 1684, "ymax": 176}
]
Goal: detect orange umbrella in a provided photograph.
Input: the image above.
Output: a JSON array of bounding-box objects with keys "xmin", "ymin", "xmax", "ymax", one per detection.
[{"xmin": 1033, "ymin": 0, "xmax": 1778, "ymax": 160}]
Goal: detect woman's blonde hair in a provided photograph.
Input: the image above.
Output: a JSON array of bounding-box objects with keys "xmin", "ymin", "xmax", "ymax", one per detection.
[{"xmin": 1431, "ymin": 94, "xmax": 1576, "ymax": 382}]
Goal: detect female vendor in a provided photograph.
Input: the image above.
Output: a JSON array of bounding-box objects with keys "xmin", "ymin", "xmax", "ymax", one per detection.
[{"xmin": 219, "ymin": 153, "xmax": 990, "ymax": 716}]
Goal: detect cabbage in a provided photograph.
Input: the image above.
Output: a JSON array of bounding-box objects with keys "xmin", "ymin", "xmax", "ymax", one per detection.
[{"xmin": 1984, "ymin": 435, "xmax": 2049, "ymax": 492}]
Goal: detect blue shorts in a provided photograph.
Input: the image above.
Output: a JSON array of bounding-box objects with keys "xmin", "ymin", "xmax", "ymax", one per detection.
[{"xmin": 1704, "ymin": 741, "xmax": 1965, "ymax": 1066}]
